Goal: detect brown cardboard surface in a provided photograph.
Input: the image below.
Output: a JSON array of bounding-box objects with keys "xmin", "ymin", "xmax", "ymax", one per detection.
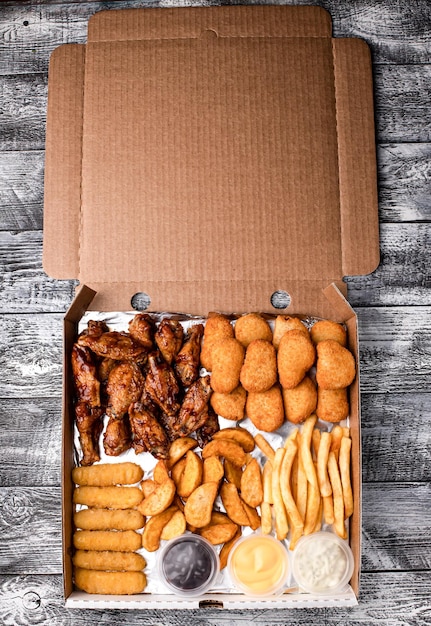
[
  {"xmin": 43, "ymin": 4, "xmax": 379, "ymax": 607},
  {"xmin": 43, "ymin": 5, "xmax": 379, "ymax": 315}
]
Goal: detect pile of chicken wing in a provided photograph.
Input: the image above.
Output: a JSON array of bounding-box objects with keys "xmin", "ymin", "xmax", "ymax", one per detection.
[{"xmin": 71, "ymin": 315, "xmax": 218, "ymax": 466}]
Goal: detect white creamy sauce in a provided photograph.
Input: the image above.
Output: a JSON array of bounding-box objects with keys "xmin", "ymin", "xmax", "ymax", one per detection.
[{"xmin": 295, "ymin": 539, "xmax": 348, "ymax": 591}]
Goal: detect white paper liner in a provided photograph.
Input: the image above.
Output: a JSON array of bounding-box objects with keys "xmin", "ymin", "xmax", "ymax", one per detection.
[{"xmin": 73, "ymin": 310, "xmax": 350, "ymax": 596}]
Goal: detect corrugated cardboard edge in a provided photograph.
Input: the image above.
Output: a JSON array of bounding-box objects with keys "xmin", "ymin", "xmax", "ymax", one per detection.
[
  {"xmin": 43, "ymin": 44, "xmax": 85, "ymax": 280},
  {"xmin": 332, "ymin": 38, "xmax": 380, "ymax": 276},
  {"xmin": 62, "ymin": 283, "xmax": 360, "ymax": 606}
]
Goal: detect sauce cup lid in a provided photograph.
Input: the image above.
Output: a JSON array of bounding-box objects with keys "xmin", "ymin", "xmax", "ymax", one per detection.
[
  {"xmin": 291, "ymin": 531, "xmax": 354, "ymax": 595},
  {"xmin": 227, "ymin": 532, "xmax": 291, "ymax": 597},
  {"xmin": 157, "ymin": 533, "xmax": 220, "ymax": 597}
]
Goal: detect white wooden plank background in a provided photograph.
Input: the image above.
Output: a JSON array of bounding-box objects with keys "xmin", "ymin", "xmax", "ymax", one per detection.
[{"xmin": 0, "ymin": 0, "xmax": 430, "ymax": 624}]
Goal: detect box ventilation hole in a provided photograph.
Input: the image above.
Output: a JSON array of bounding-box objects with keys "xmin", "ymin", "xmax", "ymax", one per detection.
[
  {"xmin": 271, "ymin": 290, "xmax": 291, "ymax": 309},
  {"xmin": 131, "ymin": 292, "xmax": 151, "ymax": 311}
]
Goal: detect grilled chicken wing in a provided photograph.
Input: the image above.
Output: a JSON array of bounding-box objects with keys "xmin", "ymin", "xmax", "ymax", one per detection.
[
  {"xmin": 128, "ymin": 313, "xmax": 156, "ymax": 349},
  {"xmin": 78, "ymin": 330, "xmax": 147, "ymax": 360},
  {"xmin": 71, "ymin": 344, "xmax": 103, "ymax": 466},
  {"xmin": 154, "ymin": 319, "xmax": 184, "ymax": 364},
  {"xmin": 174, "ymin": 323, "xmax": 204, "ymax": 387},
  {"xmin": 144, "ymin": 352, "xmax": 182, "ymax": 416},
  {"xmin": 195, "ymin": 405, "xmax": 220, "ymax": 448},
  {"xmin": 103, "ymin": 361, "xmax": 145, "ymax": 456},
  {"xmin": 129, "ymin": 399, "xmax": 170, "ymax": 459},
  {"xmin": 172, "ymin": 375, "xmax": 212, "ymax": 437}
]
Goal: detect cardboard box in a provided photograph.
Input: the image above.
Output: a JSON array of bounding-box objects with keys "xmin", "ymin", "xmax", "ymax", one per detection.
[{"xmin": 43, "ymin": 5, "xmax": 379, "ymax": 609}]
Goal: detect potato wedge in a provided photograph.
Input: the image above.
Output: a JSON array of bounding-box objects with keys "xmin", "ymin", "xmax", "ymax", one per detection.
[
  {"xmin": 138, "ymin": 478, "xmax": 176, "ymax": 517},
  {"xmin": 184, "ymin": 482, "xmax": 219, "ymax": 528},
  {"xmin": 140, "ymin": 479, "xmax": 157, "ymax": 499},
  {"xmin": 212, "ymin": 427, "xmax": 255, "ymax": 452},
  {"xmin": 220, "ymin": 483, "xmax": 250, "ymax": 526},
  {"xmin": 219, "ymin": 527, "xmax": 242, "ymax": 570},
  {"xmin": 203, "ymin": 456, "xmax": 224, "ymax": 484},
  {"xmin": 177, "ymin": 451, "xmax": 203, "ymax": 498},
  {"xmin": 224, "ymin": 459, "xmax": 243, "ymax": 490},
  {"xmin": 153, "ymin": 460, "xmax": 170, "ymax": 484},
  {"xmin": 160, "ymin": 510, "xmax": 187, "ymax": 541},
  {"xmin": 242, "ymin": 500, "xmax": 261, "ymax": 530},
  {"xmin": 201, "ymin": 439, "xmax": 246, "ymax": 467},
  {"xmin": 141, "ymin": 506, "xmax": 178, "ymax": 552},
  {"xmin": 168, "ymin": 437, "xmax": 198, "ymax": 468},
  {"xmin": 240, "ymin": 457, "xmax": 263, "ymax": 508},
  {"xmin": 170, "ymin": 457, "xmax": 187, "ymax": 489},
  {"xmin": 200, "ymin": 522, "xmax": 239, "ymax": 545}
]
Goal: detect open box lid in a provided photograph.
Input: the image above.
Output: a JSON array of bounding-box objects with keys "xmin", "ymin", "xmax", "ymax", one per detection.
[{"xmin": 43, "ymin": 5, "xmax": 379, "ymax": 317}]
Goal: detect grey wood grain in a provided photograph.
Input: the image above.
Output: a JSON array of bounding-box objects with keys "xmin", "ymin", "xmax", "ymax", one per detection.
[
  {"xmin": 0, "ymin": 66, "xmax": 430, "ymax": 151},
  {"xmin": 1, "ymin": 308, "xmax": 430, "ymax": 398},
  {"xmin": 1, "ymin": 0, "xmax": 430, "ymax": 76},
  {"xmin": 1, "ymin": 394, "xmax": 429, "ymax": 486},
  {"xmin": 1, "ymin": 482, "xmax": 429, "ymax": 575},
  {"xmin": 0, "ymin": 150, "xmax": 44, "ymax": 230}
]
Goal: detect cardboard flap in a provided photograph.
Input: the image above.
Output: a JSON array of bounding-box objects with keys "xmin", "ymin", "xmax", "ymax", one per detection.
[
  {"xmin": 88, "ymin": 6, "xmax": 332, "ymax": 42},
  {"xmin": 332, "ymin": 38, "xmax": 380, "ymax": 276},
  {"xmin": 43, "ymin": 44, "xmax": 85, "ymax": 280}
]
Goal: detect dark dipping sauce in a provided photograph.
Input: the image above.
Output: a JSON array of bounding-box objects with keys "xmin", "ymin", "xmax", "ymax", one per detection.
[{"xmin": 161, "ymin": 536, "xmax": 217, "ymax": 593}]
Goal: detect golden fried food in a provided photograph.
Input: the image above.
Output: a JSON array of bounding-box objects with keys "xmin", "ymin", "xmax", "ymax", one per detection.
[
  {"xmin": 73, "ymin": 530, "xmax": 142, "ymax": 552},
  {"xmin": 176, "ymin": 450, "xmax": 203, "ymax": 498},
  {"xmin": 219, "ymin": 527, "xmax": 242, "ymax": 569},
  {"xmin": 203, "ymin": 456, "xmax": 224, "ymax": 484},
  {"xmin": 74, "ymin": 568, "xmax": 147, "ymax": 595},
  {"xmin": 240, "ymin": 339, "xmax": 277, "ymax": 393},
  {"xmin": 316, "ymin": 387, "xmax": 349, "ymax": 423},
  {"xmin": 201, "ymin": 438, "xmax": 247, "ymax": 467},
  {"xmin": 210, "ymin": 338, "xmax": 244, "ymax": 394},
  {"xmin": 240, "ymin": 457, "xmax": 263, "ymax": 508},
  {"xmin": 220, "ymin": 483, "xmax": 250, "ymax": 526},
  {"xmin": 282, "ymin": 375, "xmax": 317, "ymax": 424},
  {"xmin": 184, "ymin": 481, "xmax": 219, "ymax": 528},
  {"xmin": 160, "ymin": 510, "xmax": 187, "ymax": 541},
  {"xmin": 316, "ymin": 340, "xmax": 356, "ymax": 389},
  {"xmin": 73, "ymin": 486, "xmax": 143, "ymax": 509},
  {"xmin": 167, "ymin": 436, "xmax": 198, "ymax": 468},
  {"xmin": 73, "ymin": 550, "xmax": 146, "ymax": 572},
  {"xmin": 210, "ymin": 385, "xmax": 247, "ymax": 421},
  {"xmin": 223, "ymin": 458, "xmax": 243, "ymax": 489},
  {"xmin": 141, "ymin": 506, "xmax": 178, "ymax": 552},
  {"xmin": 137, "ymin": 478, "xmax": 176, "ymax": 516},
  {"xmin": 245, "ymin": 385, "xmax": 284, "ymax": 432},
  {"xmin": 277, "ymin": 330, "xmax": 316, "ymax": 389},
  {"xmin": 72, "ymin": 462, "xmax": 144, "ymax": 487},
  {"xmin": 200, "ymin": 312, "xmax": 234, "ymax": 371},
  {"xmin": 272, "ymin": 316, "xmax": 309, "ymax": 349},
  {"xmin": 73, "ymin": 508, "xmax": 145, "ymax": 531},
  {"xmin": 212, "ymin": 426, "xmax": 255, "ymax": 452},
  {"xmin": 234, "ymin": 313, "xmax": 273, "ymax": 347},
  {"xmin": 310, "ymin": 319, "xmax": 347, "ymax": 346}
]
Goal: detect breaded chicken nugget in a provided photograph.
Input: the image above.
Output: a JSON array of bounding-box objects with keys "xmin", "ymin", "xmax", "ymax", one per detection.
[
  {"xmin": 210, "ymin": 385, "xmax": 247, "ymax": 421},
  {"xmin": 201, "ymin": 312, "xmax": 233, "ymax": 371},
  {"xmin": 74, "ymin": 568, "xmax": 147, "ymax": 595},
  {"xmin": 282, "ymin": 375, "xmax": 317, "ymax": 424},
  {"xmin": 73, "ymin": 486, "xmax": 143, "ymax": 509},
  {"xmin": 210, "ymin": 338, "xmax": 245, "ymax": 394},
  {"xmin": 316, "ymin": 387, "xmax": 349, "ymax": 423},
  {"xmin": 240, "ymin": 339, "xmax": 277, "ymax": 393},
  {"xmin": 72, "ymin": 462, "xmax": 144, "ymax": 487},
  {"xmin": 73, "ymin": 550, "xmax": 146, "ymax": 572},
  {"xmin": 277, "ymin": 330, "xmax": 316, "ymax": 389},
  {"xmin": 316, "ymin": 340, "xmax": 356, "ymax": 389},
  {"xmin": 246, "ymin": 385, "xmax": 285, "ymax": 432},
  {"xmin": 234, "ymin": 313, "xmax": 273, "ymax": 347},
  {"xmin": 273, "ymin": 316, "xmax": 309, "ymax": 349},
  {"xmin": 310, "ymin": 320, "xmax": 347, "ymax": 347},
  {"xmin": 74, "ymin": 508, "xmax": 145, "ymax": 531},
  {"xmin": 73, "ymin": 530, "xmax": 142, "ymax": 552}
]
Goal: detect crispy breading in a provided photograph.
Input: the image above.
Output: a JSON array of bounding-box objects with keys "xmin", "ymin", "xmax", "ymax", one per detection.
[
  {"xmin": 246, "ymin": 385, "xmax": 285, "ymax": 432},
  {"xmin": 234, "ymin": 313, "xmax": 273, "ymax": 347},
  {"xmin": 240, "ymin": 339, "xmax": 277, "ymax": 393},
  {"xmin": 316, "ymin": 340, "xmax": 356, "ymax": 389},
  {"xmin": 310, "ymin": 320, "xmax": 347, "ymax": 346},
  {"xmin": 316, "ymin": 387, "xmax": 349, "ymax": 423},
  {"xmin": 282, "ymin": 375, "xmax": 317, "ymax": 424},
  {"xmin": 277, "ymin": 330, "xmax": 316, "ymax": 389}
]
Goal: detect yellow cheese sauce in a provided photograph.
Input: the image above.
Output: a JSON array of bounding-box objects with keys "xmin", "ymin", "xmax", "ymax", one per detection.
[{"xmin": 229, "ymin": 535, "xmax": 288, "ymax": 595}]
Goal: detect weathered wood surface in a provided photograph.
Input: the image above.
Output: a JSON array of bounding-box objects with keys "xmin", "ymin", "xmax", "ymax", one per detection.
[{"xmin": 1, "ymin": 0, "xmax": 430, "ymax": 623}]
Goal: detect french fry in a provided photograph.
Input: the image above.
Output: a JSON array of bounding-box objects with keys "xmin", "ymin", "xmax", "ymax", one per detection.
[
  {"xmin": 254, "ymin": 433, "xmax": 276, "ymax": 462},
  {"xmin": 271, "ymin": 448, "xmax": 289, "ymax": 540},
  {"xmin": 313, "ymin": 497, "xmax": 323, "ymax": 533},
  {"xmin": 330, "ymin": 425, "xmax": 343, "ymax": 462},
  {"xmin": 262, "ymin": 460, "xmax": 273, "ymax": 504},
  {"xmin": 311, "ymin": 428, "xmax": 321, "ymax": 460},
  {"xmin": 342, "ymin": 426, "xmax": 350, "ymax": 439},
  {"xmin": 260, "ymin": 501, "xmax": 273, "ymax": 535},
  {"xmin": 303, "ymin": 470, "xmax": 321, "ymax": 535},
  {"xmin": 300, "ymin": 415, "xmax": 319, "ymax": 490},
  {"xmin": 290, "ymin": 454, "xmax": 299, "ymax": 503},
  {"xmin": 296, "ymin": 436, "xmax": 308, "ymax": 522},
  {"xmin": 328, "ymin": 451, "xmax": 347, "ymax": 539},
  {"xmin": 280, "ymin": 438, "xmax": 303, "ymax": 550},
  {"xmin": 322, "ymin": 494, "xmax": 335, "ymax": 525},
  {"xmin": 339, "ymin": 436, "xmax": 354, "ymax": 519},
  {"xmin": 317, "ymin": 431, "xmax": 332, "ymax": 497}
]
